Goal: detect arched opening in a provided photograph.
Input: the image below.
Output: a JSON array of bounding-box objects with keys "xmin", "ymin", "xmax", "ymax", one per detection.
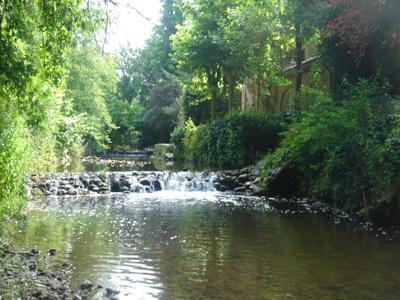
[{"xmin": 282, "ymin": 91, "xmax": 295, "ymax": 113}]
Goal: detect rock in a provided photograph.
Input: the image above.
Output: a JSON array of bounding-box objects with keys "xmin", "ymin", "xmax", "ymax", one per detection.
[
  {"xmin": 67, "ymin": 189, "xmax": 79, "ymax": 195},
  {"xmin": 106, "ymin": 288, "xmax": 120, "ymax": 295},
  {"xmin": 243, "ymin": 181, "xmax": 254, "ymax": 188},
  {"xmin": 48, "ymin": 248, "xmax": 57, "ymax": 256},
  {"xmin": 238, "ymin": 173, "xmax": 250, "ymax": 183},
  {"xmin": 120, "ymin": 178, "xmax": 130, "ymax": 188},
  {"xmin": 234, "ymin": 187, "xmax": 247, "ymax": 193},
  {"xmin": 33, "ymin": 289, "xmax": 48, "ymax": 298},
  {"xmin": 110, "ymin": 174, "xmax": 121, "ymax": 192},
  {"xmin": 219, "ymin": 176, "xmax": 236, "ymax": 189},
  {"xmin": 265, "ymin": 163, "xmax": 300, "ymax": 197},
  {"xmin": 57, "ymin": 189, "xmax": 67, "ymax": 196},
  {"xmin": 79, "ymin": 279, "xmax": 94, "ymax": 290},
  {"xmin": 214, "ymin": 183, "xmax": 229, "ymax": 192},
  {"xmin": 47, "ymin": 293, "xmax": 61, "ymax": 300},
  {"xmin": 233, "ymin": 180, "xmax": 241, "ymax": 188},
  {"xmin": 88, "ymin": 184, "xmax": 99, "ymax": 193},
  {"xmin": 253, "ymin": 177, "xmax": 261, "ymax": 185},
  {"xmin": 249, "ymin": 185, "xmax": 261, "ymax": 195},
  {"xmin": 140, "ymin": 179, "xmax": 151, "ymax": 186},
  {"xmin": 153, "ymin": 180, "xmax": 162, "ymax": 191}
]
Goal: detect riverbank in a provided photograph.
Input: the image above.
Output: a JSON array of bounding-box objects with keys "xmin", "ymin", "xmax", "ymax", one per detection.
[{"xmin": 0, "ymin": 246, "xmax": 120, "ymax": 300}]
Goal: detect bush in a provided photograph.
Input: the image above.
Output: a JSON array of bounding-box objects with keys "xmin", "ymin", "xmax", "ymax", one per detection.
[
  {"xmin": 170, "ymin": 125, "xmax": 186, "ymax": 157},
  {"xmin": 176, "ymin": 110, "xmax": 287, "ymax": 169},
  {"xmin": 270, "ymin": 78, "xmax": 399, "ymax": 218},
  {"xmin": 0, "ymin": 114, "xmax": 29, "ymax": 218}
]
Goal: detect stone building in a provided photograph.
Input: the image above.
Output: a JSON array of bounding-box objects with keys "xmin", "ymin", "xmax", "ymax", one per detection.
[{"xmin": 241, "ymin": 46, "xmax": 332, "ymax": 112}]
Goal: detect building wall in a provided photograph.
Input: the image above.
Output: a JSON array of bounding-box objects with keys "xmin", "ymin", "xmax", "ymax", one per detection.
[
  {"xmin": 271, "ymin": 64, "xmax": 332, "ymax": 112},
  {"xmin": 241, "ymin": 63, "xmax": 332, "ymax": 113}
]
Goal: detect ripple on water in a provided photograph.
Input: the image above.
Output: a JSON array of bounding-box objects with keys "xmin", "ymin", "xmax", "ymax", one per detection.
[{"xmin": 9, "ymin": 192, "xmax": 400, "ymax": 300}]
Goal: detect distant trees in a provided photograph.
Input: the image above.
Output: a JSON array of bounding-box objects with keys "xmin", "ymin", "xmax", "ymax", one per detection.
[
  {"xmin": 114, "ymin": 0, "xmax": 183, "ymax": 148},
  {"xmin": 64, "ymin": 37, "xmax": 119, "ymax": 154}
]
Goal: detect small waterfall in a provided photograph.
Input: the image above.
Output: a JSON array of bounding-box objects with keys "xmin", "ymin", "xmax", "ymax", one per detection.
[
  {"xmin": 28, "ymin": 171, "xmax": 218, "ymax": 197},
  {"xmin": 163, "ymin": 171, "xmax": 217, "ymax": 192}
]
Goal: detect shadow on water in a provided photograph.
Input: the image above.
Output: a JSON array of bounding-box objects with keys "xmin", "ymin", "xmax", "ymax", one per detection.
[{"xmin": 6, "ymin": 191, "xmax": 400, "ymax": 300}]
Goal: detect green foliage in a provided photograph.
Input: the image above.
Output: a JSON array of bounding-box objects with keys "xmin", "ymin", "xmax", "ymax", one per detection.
[
  {"xmin": 0, "ymin": 0, "xmax": 113, "ymax": 219},
  {"xmin": 273, "ymin": 78, "xmax": 399, "ymax": 214},
  {"xmin": 64, "ymin": 40, "xmax": 119, "ymax": 154},
  {"xmin": 138, "ymin": 83, "xmax": 181, "ymax": 148},
  {"xmin": 170, "ymin": 125, "xmax": 186, "ymax": 157},
  {"xmin": 177, "ymin": 111, "xmax": 286, "ymax": 169},
  {"xmin": 0, "ymin": 115, "xmax": 28, "ymax": 218},
  {"xmin": 181, "ymin": 87, "xmax": 211, "ymax": 125},
  {"xmin": 108, "ymin": 99, "xmax": 144, "ymax": 151}
]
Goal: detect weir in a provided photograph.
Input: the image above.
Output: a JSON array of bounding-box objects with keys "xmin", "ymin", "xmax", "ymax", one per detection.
[{"xmin": 28, "ymin": 171, "xmax": 220, "ymax": 197}]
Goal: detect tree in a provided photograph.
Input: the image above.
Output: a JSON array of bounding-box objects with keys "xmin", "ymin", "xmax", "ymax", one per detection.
[
  {"xmin": 118, "ymin": 0, "xmax": 183, "ymax": 103},
  {"xmin": 0, "ymin": 0, "xmax": 111, "ymax": 216},
  {"xmin": 323, "ymin": 0, "xmax": 383, "ymax": 66},
  {"xmin": 279, "ymin": 0, "xmax": 322, "ymax": 109},
  {"xmin": 107, "ymin": 99, "xmax": 144, "ymax": 150},
  {"xmin": 64, "ymin": 38, "xmax": 119, "ymax": 154},
  {"xmin": 172, "ymin": 0, "xmax": 230, "ymax": 121},
  {"xmin": 139, "ymin": 83, "xmax": 181, "ymax": 147},
  {"xmin": 322, "ymin": 0, "xmax": 400, "ymax": 95}
]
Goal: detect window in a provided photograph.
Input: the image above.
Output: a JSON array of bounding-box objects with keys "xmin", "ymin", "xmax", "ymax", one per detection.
[{"xmin": 283, "ymin": 91, "xmax": 295, "ymax": 113}]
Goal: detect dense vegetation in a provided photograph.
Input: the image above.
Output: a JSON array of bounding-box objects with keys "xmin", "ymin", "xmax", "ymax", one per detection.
[
  {"xmin": 172, "ymin": 111, "xmax": 287, "ymax": 169},
  {"xmin": 263, "ymin": 78, "xmax": 400, "ymax": 221},
  {"xmin": 0, "ymin": 0, "xmax": 118, "ymax": 217},
  {"xmin": 1, "ymin": 0, "xmax": 399, "ymax": 222}
]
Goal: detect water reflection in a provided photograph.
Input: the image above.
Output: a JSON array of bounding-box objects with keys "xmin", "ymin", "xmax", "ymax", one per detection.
[
  {"xmin": 55, "ymin": 154, "xmax": 185, "ymax": 173},
  {"xmin": 8, "ymin": 193, "xmax": 400, "ymax": 300}
]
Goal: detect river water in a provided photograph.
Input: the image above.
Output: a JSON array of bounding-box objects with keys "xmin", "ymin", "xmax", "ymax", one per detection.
[{"xmin": 6, "ymin": 155, "xmax": 400, "ymax": 299}]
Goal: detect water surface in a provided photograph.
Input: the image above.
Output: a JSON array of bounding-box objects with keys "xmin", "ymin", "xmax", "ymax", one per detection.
[
  {"xmin": 8, "ymin": 192, "xmax": 400, "ymax": 300},
  {"xmin": 55, "ymin": 154, "xmax": 185, "ymax": 173}
]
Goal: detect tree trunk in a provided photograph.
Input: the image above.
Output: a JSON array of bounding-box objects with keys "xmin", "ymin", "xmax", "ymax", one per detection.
[
  {"xmin": 227, "ymin": 74, "xmax": 235, "ymax": 112},
  {"xmin": 211, "ymin": 89, "xmax": 217, "ymax": 122},
  {"xmin": 207, "ymin": 67, "xmax": 220, "ymax": 122},
  {"xmin": 295, "ymin": 23, "xmax": 303, "ymax": 111}
]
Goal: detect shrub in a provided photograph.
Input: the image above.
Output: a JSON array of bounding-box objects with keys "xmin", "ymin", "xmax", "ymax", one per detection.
[
  {"xmin": 177, "ymin": 111, "xmax": 287, "ymax": 169},
  {"xmin": 170, "ymin": 125, "xmax": 186, "ymax": 157},
  {"xmin": 271, "ymin": 78, "xmax": 399, "ymax": 218},
  {"xmin": 0, "ymin": 114, "xmax": 29, "ymax": 219}
]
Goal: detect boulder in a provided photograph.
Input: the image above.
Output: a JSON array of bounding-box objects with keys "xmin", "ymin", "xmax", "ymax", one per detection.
[
  {"xmin": 238, "ymin": 173, "xmax": 249, "ymax": 183},
  {"xmin": 80, "ymin": 279, "xmax": 94, "ymax": 290},
  {"xmin": 264, "ymin": 163, "xmax": 300, "ymax": 197},
  {"xmin": 219, "ymin": 176, "xmax": 236, "ymax": 189}
]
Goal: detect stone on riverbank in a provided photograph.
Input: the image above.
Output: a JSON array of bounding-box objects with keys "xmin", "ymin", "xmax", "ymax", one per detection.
[{"xmin": 0, "ymin": 247, "xmax": 122, "ymax": 300}]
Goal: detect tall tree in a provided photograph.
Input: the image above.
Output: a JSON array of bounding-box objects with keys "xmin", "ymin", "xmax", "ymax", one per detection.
[
  {"xmin": 322, "ymin": 0, "xmax": 400, "ymax": 95},
  {"xmin": 281, "ymin": 0, "xmax": 321, "ymax": 109},
  {"xmin": 118, "ymin": 0, "xmax": 183, "ymax": 103},
  {"xmin": 0, "ymin": 0, "xmax": 112, "ymax": 215},
  {"xmin": 172, "ymin": 0, "xmax": 235, "ymax": 121}
]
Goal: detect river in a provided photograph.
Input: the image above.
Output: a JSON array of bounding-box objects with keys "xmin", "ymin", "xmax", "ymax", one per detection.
[{"xmin": 5, "ymin": 155, "xmax": 400, "ymax": 299}]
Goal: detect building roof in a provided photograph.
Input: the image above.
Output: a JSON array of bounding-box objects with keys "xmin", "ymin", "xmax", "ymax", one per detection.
[{"xmin": 282, "ymin": 56, "xmax": 319, "ymax": 72}]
